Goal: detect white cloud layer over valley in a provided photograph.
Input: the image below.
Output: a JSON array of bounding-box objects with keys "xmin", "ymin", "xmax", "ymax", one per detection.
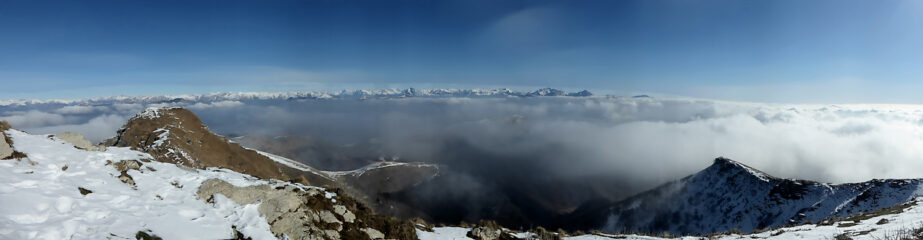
[{"xmin": 4, "ymin": 92, "xmax": 923, "ymax": 197}]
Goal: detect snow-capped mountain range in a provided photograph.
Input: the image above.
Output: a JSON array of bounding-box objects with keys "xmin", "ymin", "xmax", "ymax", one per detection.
[{"xmin": 0, "ymin": 88, "xmax": 593, "ymax": 107}]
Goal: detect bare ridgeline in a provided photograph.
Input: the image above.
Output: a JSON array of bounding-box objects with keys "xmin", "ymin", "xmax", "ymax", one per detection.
[{"xmin": 3, "ymin": 107, "xmax": 923, "ymax": 239}]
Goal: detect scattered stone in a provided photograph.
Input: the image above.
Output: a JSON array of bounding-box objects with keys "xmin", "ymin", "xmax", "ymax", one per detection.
[
  {"xmin": 324, "ymin": 229, "xmax": 341, "ymax": 239},
  {"xmin": 119, "ymin": 171, "xmax": 136, "ymax": 187},
  {"xmin": 411, "ymin": 218, "xmax": 434, "ymax": 232},
  {"xmin": 113, "ymin": 160, "xmax": 143, "ymax": 172},
  {"xmin": 318, "ymin": 210, "xmax": 343, "ymax": 230},
  {"xmin": 468, "ymin": 227, "xmax": 502, "ymax": 240},
  {"xmin": 78, "ymin": 187, "xmax": 93, "ymax": 195},
  {"xmin": 876, "ymin": 218, "xmax": 889, "ymax": 225},
  {"xmin": 529, "ymin": 226, "xmax": 559, "ymax": 240},
  {"xmin": 361, "ymin": 228, "xmax": 384, "ymax": 240},
  {"xmin": 333, "ymin": 205, "xmax": 356, "ymax": 223},
  {"xmin": 467, "ymin": 220, "xmax": 516, "ymax": 240},
  {"xmin": 135, "ymin": 231, "xmax": 164, "ymax": 240},
  {"xmin": 55, "ymin": 132, "xmax": 107, "ymax": 151},
  {"xmin": 62, "ymin": 165, "xmax": 68, "ymax": 171}
]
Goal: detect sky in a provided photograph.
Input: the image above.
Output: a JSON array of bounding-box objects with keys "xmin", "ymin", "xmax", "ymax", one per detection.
[{"xmin": 1, "ymin": 0, "xmax": 923, "ymax": 103}]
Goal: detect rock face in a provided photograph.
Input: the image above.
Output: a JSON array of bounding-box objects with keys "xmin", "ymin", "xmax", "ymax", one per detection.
[
  {"xmin": 599, "ymin": 157, "xmax": 923, "ymax": 235},
  {"xmin": 55, "ymin": 132, "xmax": 107, "ymax": 151},
  {"xmin": 110, "ymin": 108, "xmax": 335, "ymax": 187},
  {"xmin": 197, "ymin": 178, "xmax": 417, "ymax": 240},
  {"xmin": 0, "ymin": 121, "xmax": 12, "ymax": 159}
]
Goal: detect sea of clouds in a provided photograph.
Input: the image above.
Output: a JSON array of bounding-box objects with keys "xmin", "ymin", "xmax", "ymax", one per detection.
[{"xmin": 3, "ymin": 94, "xmax": 923, "ymax": 196}]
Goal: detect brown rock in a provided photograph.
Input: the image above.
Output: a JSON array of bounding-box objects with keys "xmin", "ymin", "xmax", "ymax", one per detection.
[
  {"xmin": 113, "ymin": 160, "xmax": 143, "ymax": 172},
  {"xmin": 0, "ymin": 134, "xmax": 12, "ymax": 160},
  {"xmin": 0, "ymin": 120, "xmax": 10, "ymax": 131},
  {"xmin": 55, "ymin": 132, "xmax": 107, "ymax": 151}
]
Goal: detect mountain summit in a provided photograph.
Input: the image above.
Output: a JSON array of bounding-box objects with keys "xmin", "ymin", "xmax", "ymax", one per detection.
[
  {"xmin": 600, "ymin": 157, "xmax": 923, "ymax": 235},
  {"xmin": 110, "ymin": 107, "xmax": 337, "ymax": 187}
]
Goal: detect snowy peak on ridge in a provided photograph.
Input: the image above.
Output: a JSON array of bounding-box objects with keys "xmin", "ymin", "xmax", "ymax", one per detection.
[
  {"xmin": 698, "ymin": 157, "xmax": 776, "ymax": 183},
  {"xmin": 602, "ymin": 157, "xmax": 923, "ymax": 236}
]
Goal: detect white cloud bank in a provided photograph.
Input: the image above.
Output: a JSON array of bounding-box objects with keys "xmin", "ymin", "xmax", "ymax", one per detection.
[{"xmin": 4, "ymin": 95, "xmax": 923, "ymax": 191}]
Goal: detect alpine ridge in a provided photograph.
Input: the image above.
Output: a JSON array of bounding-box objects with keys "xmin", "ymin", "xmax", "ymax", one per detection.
[{"xmin": 600, "ymin": 157, "xmax": 923, "ymax": 235}]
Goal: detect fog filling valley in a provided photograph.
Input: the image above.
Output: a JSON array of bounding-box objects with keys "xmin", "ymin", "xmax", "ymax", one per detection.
[{"xmin": 5, "ymin": 94, "xmax": 923, "ymax": 226}]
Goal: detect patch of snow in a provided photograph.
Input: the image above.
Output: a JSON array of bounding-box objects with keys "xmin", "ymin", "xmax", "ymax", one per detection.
[
  {"xmin": 137, "ymin": 107, "xmax": 164, "ymax": 119},
  {"xmin": 152, "ymin": 128, "xmax": 170, "ymax": 147},
  {"xmin": 250, "ymin": 149, "xmax": 334, "ymax": 182},
  {"xmin": 718, "ymin": 197, "xmax": 923, "ymax": 240},
  {"xmin": 416, "ymin": 227, "xmax": 473, "ymax": 240},
  {"xmin": 324, "ymin": 161, "xmax": 410, "ymax": 177}
]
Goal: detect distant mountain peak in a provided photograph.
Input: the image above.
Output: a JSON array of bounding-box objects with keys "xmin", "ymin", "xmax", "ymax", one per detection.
[
  {"xmin": 603, "ymin": 156, "xmax": 923, "ymax": 235},
  {"xmin": 704, "ymin": 157, "xmax": 774, "ymax": 182}
]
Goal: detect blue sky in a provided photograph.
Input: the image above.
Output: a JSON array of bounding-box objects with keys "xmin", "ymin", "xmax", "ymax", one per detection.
[{"xmin": 1, "ymin": 0, "xmax": 922, "ymax": 103}]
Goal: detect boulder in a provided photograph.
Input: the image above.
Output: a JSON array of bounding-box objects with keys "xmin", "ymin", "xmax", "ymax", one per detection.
[
  {"xmin": 361, "ymin": 228, "xmax": 385, "ymax": 240},
  {"xmin": 467, "ymin": 220, "xmax": 518, "ymax": 240},
  {"xmin": 1, "ymin": 121, "xmax": 13, "ymax": 159},
  {"xmin": 196, "ymin": 178, "xmax": 416, "ymax": 240},
  {"xmin": 113, "ymin": 160, "xmax": 143, "ymax": 171},
  {"xmin": 55, "ymin": 132, "xmax": 106, "ymax": 151},
  {"xmin": 467, "ymin": 226, "xmax": 502, "ymax": 240},
  {"xmin": 0, "ymin": 135, "xmax": 12, "ymax": 159},
  {"xmin": 333, "ymin": 205, "xmax": 356, "ymax": 223}
]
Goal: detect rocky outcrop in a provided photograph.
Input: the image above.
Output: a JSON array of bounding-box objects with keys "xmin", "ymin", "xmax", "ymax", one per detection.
[
  {"xmin": 0, "ymin": 124, "xmax": 12, "ymax": 159},
  {"xmin": 55, "ymin": 132, "xmax": 107, "ymax": 151},
  {"xmin": 197, "ymin": 178, "xmax": 417, "ymax": 240},
  {"xmin": 1, "ymin": 121, "xmax": 25, "ymax": 160},
  {"xmin": 110, "ymin": 159, "xmax": 144, "ymax": 187},
  {"xmin": 110, "ymin": 108, "xmax": 335, "ymax": 187}
]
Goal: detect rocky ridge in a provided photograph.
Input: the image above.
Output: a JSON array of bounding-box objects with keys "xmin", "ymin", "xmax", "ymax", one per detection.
[
  {"xmin": 599, "ymin": 157, "xmax": 923, "ymax": 235},
  {"xmin": 109, "ymin": 107, "xmax": 336, "ymax": 187}
]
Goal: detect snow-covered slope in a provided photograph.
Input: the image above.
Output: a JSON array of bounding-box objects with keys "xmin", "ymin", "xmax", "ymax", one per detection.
[
  {"xmin": 601, "ymin": 157, "xmax": 923, "ymax": 235},
  {"xmin": 0, "ymin": 129, "xmax": 314, "ymax": 239},
  {"xmin": 420, "ymin": 197, "xmax": 923, "ymax": 240}
]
